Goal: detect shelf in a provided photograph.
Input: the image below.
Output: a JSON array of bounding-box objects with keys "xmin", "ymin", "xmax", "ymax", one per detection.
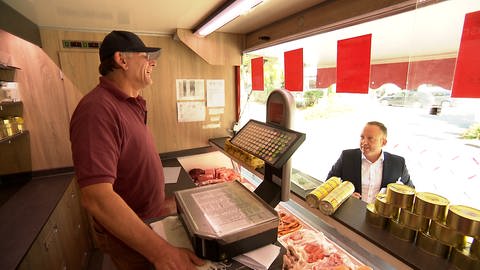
[
  {"xmin": 0, "ymin": 65, "xmax": 18, "ymax": 82},
  {"xmin": 0, "ymin": 63, "xmax": 20, "ymax": 70},
  {"xmin": 0, "ymin": 101, "xmax": 23, "ymax": 118},
  {"xmin": 0, "ymin": 130, "xmax": 28, "ymax": 144}
]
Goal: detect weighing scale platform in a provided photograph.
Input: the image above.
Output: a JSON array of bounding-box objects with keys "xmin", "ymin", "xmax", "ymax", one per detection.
[{"xmin": 175, "ymin": 181, "xmax": 279, "ymax": 261}]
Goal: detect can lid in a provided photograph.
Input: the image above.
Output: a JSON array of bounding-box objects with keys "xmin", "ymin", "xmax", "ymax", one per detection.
[
  {"xmin": 449, "ymin": 205, "xmax": 480, "ymax": 222},
  {"xmin": 387, "ymin": 183, "xmax": 415, "ymax": 195},
  {"xmin": 416, "ymin": 192, "xmax": 450, "ymax": 206},
  {"xmin": 366, "ymin": 203, "xmax": 376, "ymax": 213},
  {"xmin": 376, "ymin": 193, "xmax": 388, "ymax": 203}
]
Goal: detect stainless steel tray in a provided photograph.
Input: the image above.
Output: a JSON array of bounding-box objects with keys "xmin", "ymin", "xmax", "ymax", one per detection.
[{"xmin": 175, "ymin": 181, "xmax": 279, "ymax": 244}]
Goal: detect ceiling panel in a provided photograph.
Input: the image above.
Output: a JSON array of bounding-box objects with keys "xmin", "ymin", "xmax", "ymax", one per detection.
[{"xmin": 3, "ymin": 0, "xmax": 325, "ymax": 35}]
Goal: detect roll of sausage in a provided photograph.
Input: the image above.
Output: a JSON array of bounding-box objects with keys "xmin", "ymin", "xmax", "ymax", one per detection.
[{"xmin": 319, "ymin": 181, "xmax": 354, "ymax": 215}]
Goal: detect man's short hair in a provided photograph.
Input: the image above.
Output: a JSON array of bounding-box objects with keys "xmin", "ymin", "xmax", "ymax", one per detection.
[
  {"xmin": 367, "ymin": 121, "xmax": 387, "ymax": 137},
  {"xmin": 98, "ymin": 55, "xmax": 118, "ymax": 76}
]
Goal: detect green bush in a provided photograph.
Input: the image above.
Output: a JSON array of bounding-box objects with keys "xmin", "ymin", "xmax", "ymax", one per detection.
[
  {"xmin": 462, "ymin": 123, "xmax": 480, "ymax": 139},
  {"xmin": 303, "ymin": 90, "xmax": 324, "ymax": 107}
]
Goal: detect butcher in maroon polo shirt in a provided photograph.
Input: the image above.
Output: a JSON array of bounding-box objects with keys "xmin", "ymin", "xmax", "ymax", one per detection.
[{"xmin": 69, "ymin": 30, "xmax": 204, "ymax": 270}]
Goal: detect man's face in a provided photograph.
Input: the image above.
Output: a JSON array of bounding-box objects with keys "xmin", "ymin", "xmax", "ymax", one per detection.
[
  {"xmin": 123, "ymin": 52, "xmax": 157, "ymax": 89},
  {"xmin": 360, "ymin": 124, "xmax": 386, "ymax": 159}
]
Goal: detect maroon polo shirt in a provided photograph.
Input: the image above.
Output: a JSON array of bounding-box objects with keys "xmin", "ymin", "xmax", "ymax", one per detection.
[{"xmin": 70, "ymin": 77, "xmax": 165, "ymax": 219}]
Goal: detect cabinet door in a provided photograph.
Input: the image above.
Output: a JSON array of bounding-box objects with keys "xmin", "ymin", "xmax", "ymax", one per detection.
[
  {"xmin": 19, "ymin": 211, "xmax": 66, "ymax": 270},
  {"xmin": 56, "ymin": 180, "xmax": 92, "ymax": 270},
  {"xmin": 19, "ymin": 179, "xmax": 93, "ymax": 269}
]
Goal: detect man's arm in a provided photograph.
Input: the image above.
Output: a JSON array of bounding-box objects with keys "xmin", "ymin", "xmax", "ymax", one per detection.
[
  {"xmin": 80, "ymin": 183, "xmax": 204, "ymax": 270},
  {"xmin": 399, "ymin": 161, "xmax": 414, "ymax": 188},
  {"xmin": 326, "ymin": 154, "xmax": 343, "ymax": 180}
]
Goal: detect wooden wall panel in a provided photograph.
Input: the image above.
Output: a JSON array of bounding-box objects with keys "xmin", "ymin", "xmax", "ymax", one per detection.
[
  {"xmin": 175, "ymin": 29, "xmax": 244, "ymax": 66},
  {"xmin": 0, "ymin": 29, "xmax": 73, "ymax": 171},
  {"xmin": 40, "ymin": 29, "xmax": 239, "ymax": 156},
  {"xmin": 58, "ymin": 51, "xmax": 99, "ymax": 96}
]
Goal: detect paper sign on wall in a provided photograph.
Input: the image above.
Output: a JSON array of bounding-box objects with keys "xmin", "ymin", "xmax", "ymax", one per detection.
[
  {"xmin": 177, "ymin": 101, "xmax": 206, "ymax": 122},
  {"xmin": 176, "ymin": 79, "xmax": 205, "ymax": 100},
  {"xmin": 206, "ymin": 80, "xmax": 225, "ymax": 107}
]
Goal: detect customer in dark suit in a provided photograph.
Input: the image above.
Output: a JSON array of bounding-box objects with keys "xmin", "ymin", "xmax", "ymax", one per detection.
[{"xmin": 326, "ymin": 121, "xmax": 414, "ymax": 203}]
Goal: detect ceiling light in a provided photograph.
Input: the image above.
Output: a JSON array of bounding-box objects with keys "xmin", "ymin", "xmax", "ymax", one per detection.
[{"xmin": 195, "ymin": 0, "xmax": 264, "ymax": 37}]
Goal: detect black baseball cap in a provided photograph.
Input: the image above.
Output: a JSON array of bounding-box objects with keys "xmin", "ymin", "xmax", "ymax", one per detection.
[{"xmin": 99, "ymin": 30, "xmax": 161, "ymax": 61}]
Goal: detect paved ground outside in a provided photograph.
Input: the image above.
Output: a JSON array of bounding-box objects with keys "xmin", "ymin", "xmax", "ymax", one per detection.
[{"xmin": 238, "ymin": 95, "xmax": 480, "ymax": 209}]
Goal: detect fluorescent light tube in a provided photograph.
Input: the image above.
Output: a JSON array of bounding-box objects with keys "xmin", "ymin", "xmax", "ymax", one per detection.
[{"xmin": 195, "ymin": 0, "xmax": 263, "ymax": 37}]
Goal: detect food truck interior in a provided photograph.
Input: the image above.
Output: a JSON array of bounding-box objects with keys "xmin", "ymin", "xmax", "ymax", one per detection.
[{"xmin": 1, "ymin": 0, "xmax": 480, "ymax": 269}]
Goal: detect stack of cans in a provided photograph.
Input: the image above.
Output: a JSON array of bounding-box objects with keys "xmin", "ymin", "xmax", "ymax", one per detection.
[{"xmin": 365, "ymin": 183, "xmax": 480, "ymax": 269}]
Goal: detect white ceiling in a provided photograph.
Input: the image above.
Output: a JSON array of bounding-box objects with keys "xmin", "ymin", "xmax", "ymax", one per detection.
[
  {"xmin": 4, "ymin": 0, "xmax": 479, "ymax": 65},
  {"xmin": 2, "ymin": 0, "xmax": 324, "ymax": 35}
]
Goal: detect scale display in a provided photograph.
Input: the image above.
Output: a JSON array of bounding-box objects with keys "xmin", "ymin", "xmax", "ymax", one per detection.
[{"xmin": 230, "ymin": 119, "xmax": 305, "ymax": 169}]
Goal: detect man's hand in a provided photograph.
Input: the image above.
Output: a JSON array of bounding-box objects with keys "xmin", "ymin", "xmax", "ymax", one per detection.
[
  {"xmin": 153, "ymin": 245, "xmax": 205, "ymax": 270},
  {"xmin": 351, "ymin": 192, "xmax": 362, "ymax": 200}
]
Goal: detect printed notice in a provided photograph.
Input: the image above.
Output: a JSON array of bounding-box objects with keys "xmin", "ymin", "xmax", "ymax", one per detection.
[
  {"xmin": 177, "ymin": 101, "xmax": 205, "ymax": 122},
  {"xmin": 176, "ymin": 79, "xmax": 205, "ymax": 101},
  {"xmin": 190, "ymin": 186, "xmax": 271, "ymax": 235},
  {"xmin": 209, "ymin": 108, "xmax": 224, "ymax": 115},
  {"xmin": 206, "ymin": 79, "xmax": 225, "ymax": 107}
]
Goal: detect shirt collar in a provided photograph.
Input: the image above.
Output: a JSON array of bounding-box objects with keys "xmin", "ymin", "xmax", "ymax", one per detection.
[
  {"xmin": 361, "ymin": 150, "xmax": 385, "ymax": 164},
  {"xmin": 99, "ymin": 76, "xmax": 146, "ymax": 107}
]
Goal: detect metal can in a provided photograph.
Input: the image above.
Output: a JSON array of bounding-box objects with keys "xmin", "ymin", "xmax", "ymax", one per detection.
[
  {"xmin": 375, "ymin": 193, "xmax": 399, "ymax": 218},
  {"xmin": 306, "ymin": 176, "xmax": 341, "ymax": 208},
  {"xmin": 388, "ymin": 218, "xmax": 417, "ymax": 242},
  {"xmin": 398, "ymin": 208, "xmax": 430, "ymax": 232},
  {"xmin": 413, "ymin": 192, "xmax": 449, "ymax": 222},
  {"xmin": 386, "ymin": 183, "xmax": 415, "ymax": 209},
  {"xmin": 471, "ymin": 238, "xmax": 480, "ymax": 259},
  {"xmin": 416, "ymin": 231, "xmax": 451, "ymax": 258},
  {"xmin": 446, "ymin": 205, "xmax": 480, "ymax": 237},
  {"xmin": 450, "ymin": 245, "xmax": 480, "ymax": 270},
  {"xmin": 365, "ymin": 203, "xmax": 389, "ymax": 228},
  {"xmin": 429, "ymin": 220, "xmax": 467, "ymax": 248}
]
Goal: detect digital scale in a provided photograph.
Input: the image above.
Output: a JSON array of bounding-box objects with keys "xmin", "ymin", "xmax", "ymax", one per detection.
[{"xmin": 175, "ymin": 89, "xmax": 305, "ymax": 261}]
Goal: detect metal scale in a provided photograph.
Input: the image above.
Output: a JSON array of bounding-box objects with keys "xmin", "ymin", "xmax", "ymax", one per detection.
[{"xmin": 175, "ymin": 89, "xmax": 305, "ymax": 261}]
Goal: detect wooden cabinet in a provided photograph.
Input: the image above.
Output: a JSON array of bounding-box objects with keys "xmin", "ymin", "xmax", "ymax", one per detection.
[{"xmin": 18, "ymin": 179, "xmax": 92, "ymax": 270}]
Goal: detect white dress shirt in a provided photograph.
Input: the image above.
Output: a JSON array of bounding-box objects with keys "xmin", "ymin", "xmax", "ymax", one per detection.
[{"xmin": 361, "ymin": 151, "xmax": 384, "ymax": 203}]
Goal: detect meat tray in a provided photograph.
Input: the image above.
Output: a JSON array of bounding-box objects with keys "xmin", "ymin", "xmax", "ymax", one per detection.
[{"xmin": 174, "ymin": 181, "xmax": 279, "ymax": 261}]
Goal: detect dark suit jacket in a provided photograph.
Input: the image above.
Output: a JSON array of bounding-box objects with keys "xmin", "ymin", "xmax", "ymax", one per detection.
[{"xmin": 326, "ymin": 148, "xmax": 414, "ymax": 194}]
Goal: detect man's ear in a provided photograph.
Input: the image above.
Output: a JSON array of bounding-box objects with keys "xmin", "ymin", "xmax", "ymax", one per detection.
[
  {"xmin": 382, "ymin": 137, "xmax": 387, "ymax": 146},
  {"xmin": 113, "ymin": 52, "xmax": 127, "ymax": 69}
]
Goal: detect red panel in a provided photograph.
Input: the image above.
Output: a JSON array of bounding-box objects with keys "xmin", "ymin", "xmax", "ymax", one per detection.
[
  {"xmin": 316, "ymin": 67, "xmax": 336, "ymax": 88},
  {"xmin": 235, "ymin": 66, "xmax": 240, "ymax": 122},
  {"xmin": 284, "ymin": 48, "xmax": 303, "ymax": 91},
  {"xmin": 407, "ymin": 58, "xmax": 456, "ymax": 90},
  {"xmin": 320, "ymin": 58, "xmax": 456, "ymax": 91},
  {"xmin": 336, "ymin": 34, "xmax": 372, "ymax": 93},
  {"xmin": 251, "ymin": 57, "xmax": 264, "ymax": 91},
  {"xmin": 370, "ymin": 62, "xmax": 408, "ymax": 90},
  {"xmin": 452, "ymin": 10, "xmax": 480, "ymax": 98}
]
